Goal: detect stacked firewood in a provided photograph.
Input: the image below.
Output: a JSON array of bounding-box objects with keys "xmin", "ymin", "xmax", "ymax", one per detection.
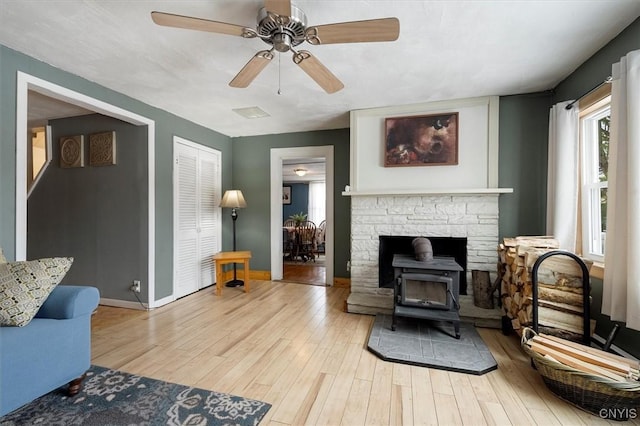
[
  {"xmin": 525, "ymin": 333, "xmax": 640, "ymax": 382},
  {"xmin": 497, "ymin": 236, "xmax": 595, "ymax": 341}
]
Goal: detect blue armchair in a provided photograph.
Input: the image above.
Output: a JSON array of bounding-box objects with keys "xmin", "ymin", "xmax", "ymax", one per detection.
[{"xmin": 0, "ymin": 285, "xmax": 100, "ymax": 416}]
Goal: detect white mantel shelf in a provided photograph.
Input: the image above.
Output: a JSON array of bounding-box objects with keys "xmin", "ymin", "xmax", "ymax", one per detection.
[{"xmin": 342, "ymin": 188, "xmax": 514, "ymax": 197}]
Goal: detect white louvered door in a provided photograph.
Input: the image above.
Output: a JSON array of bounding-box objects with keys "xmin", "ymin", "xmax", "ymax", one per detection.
[{"xmin": 174, "ymin": 138, "xmax": 221, "ymax": 300}]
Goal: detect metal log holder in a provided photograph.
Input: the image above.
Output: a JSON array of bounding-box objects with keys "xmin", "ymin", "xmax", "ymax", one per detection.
[{"xmin": 530, "ymin": 250, "xmax": 591, "ymax": 345}]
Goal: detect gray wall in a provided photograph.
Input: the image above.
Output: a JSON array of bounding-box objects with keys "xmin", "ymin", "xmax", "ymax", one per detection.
[
  {"xmin": 232, "ymin": 129, "xmax": 351, "ymax": 278},
  {"xmin": 0, "ymin": 45, "xmax": 232, "ymax": 302},
  {"xmin": 552, "ymin": 17, "xmax": 640, "ymax": 357},
  {"xmin": 28, "ymin": 114, "xmax": 148, "ymax": 302}
]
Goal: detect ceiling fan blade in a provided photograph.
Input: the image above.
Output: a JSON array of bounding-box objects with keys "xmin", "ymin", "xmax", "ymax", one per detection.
[
  {"xmin": 306, "ymin": 17, "xmax": 400, "ymax": 45},
  {"xmin": 229, "ymin": 50, "xmax": 274, "ymax": 88},
  {"xmin": 293, "ymin": 51, "xmax": 344, "ymax": 94},
  {"xmin": 264, "ymin": 0, "xmax": 291, "ymax": 17},
  {"xmin": 151, "ymin": 11, "xmax": 249, "ymax": 37}
]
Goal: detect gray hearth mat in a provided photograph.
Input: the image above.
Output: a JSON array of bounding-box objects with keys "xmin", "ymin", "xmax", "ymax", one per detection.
[{"xmin": 367, "ymin": 314, "xmax": 498, "ymax": 375}]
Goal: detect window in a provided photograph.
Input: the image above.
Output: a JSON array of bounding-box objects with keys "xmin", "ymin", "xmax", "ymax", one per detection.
[
  {"xmin": 580, "ymin": 97, "xmax": 610, "ymax": 261},
  {"xmin": 27, "ymin": 126, "xmax": 52, "ymax": 198},
  {"xmin": 307, "ymin": 181, "xmax": 326, "ymax": 225}
]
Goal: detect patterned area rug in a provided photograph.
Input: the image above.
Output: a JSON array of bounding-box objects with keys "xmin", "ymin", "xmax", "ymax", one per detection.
[{"xmin": 0, "ymin": 365, "xmax": 271, "ymax": 425}]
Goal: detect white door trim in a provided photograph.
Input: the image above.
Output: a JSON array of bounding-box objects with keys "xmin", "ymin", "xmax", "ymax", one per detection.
[
  {"xmin": 270, "ymin": 146, "xmax": 334, "ymax": 285},
  {"xmin": 15, "ymin": 71, "xmax": 157, "ymax": 307}
]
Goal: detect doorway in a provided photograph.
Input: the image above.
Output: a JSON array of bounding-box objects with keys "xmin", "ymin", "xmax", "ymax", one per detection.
[
  {"xmin": 270, "ymin": 146, "xmax": 334, "ymax": 286},
  {"xmin": 282, "ymin": 158, "xmax": 326, "ymax": 285},
  {"xmin": 15, "ymin": 72, "xmax": 157, "ymax": 306}
]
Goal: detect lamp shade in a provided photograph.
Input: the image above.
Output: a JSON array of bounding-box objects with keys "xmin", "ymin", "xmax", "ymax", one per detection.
[{"xmin": 219, "ymin": 190, "xmax": 247, "ymax": 208}]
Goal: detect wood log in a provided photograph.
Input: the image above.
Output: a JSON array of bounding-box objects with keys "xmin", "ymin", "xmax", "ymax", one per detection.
[
  {"xmin": 539, "ymin": 333, "xmax": 640, "ymax": 371},
  {"xmin": 537, "ymin": 306, "xmax": 597, "ymax": 335},
  {"xmin": 537, "ymin": 285, "xmax": 587, "ymax": 306},
  {"xmin": 527, "ymin": 297, "xmax": 586, "ymax": 316},
  {"xmin": 503, "ymin": 237, "xmax": 517, "ymax": 247},
  {"xmin": 538, "ymin": 326, "xmax": 586, "ymax": 342},
  {"xmin": 528, "ymin": 341, "xmax": 628, "ymax": 382},
  {"xmin": 517, "ymin": 310, "xmax": 529, "ymax": 326},
  {"xmin": 514, "ymin": 236, "xmax": 559, "ymax": 248},
  {"xmin": 498, "ymin": 236, "xmax": 596, "ymax": 338},
  {"xmin": 531, "ymin": 335, "xmax": 637, "ymax": 376},
  {"xmin": 472, "ymin": 270, "xmax": 494, "ymax": 309},
  {"xmin": 520, "ymin": 246, "xmax": 593, "ymax": 276},
  {"xmin": 514, "ymin": 307, "xmax": 595, "ymax": 336},
  {"xmin": 511, "ymin": 318, "xmax": 521, "ymax": 330}
]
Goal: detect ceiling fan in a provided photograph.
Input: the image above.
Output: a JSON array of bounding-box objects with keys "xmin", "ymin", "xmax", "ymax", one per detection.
[{"xmin": 151, "ymin": 0, "xmax": 399, "ymax": 94}]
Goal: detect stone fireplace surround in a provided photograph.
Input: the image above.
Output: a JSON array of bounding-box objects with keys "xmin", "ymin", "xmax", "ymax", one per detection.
[
  {"xmin": 346, "ymin": 96, "xmax": 512, "ymax": 315},
  {"xmin": 347, "ymin": 192, "xmax": 501, "ymax": 314}
]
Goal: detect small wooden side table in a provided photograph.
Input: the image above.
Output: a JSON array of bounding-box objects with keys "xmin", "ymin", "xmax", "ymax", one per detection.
[{"xmin": 212, "ymin": 251, "xmax": 251, "ymax": 296}]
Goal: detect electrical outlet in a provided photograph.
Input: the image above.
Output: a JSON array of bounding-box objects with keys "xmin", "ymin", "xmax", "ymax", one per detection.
[{"xmin": 131, "ymin": 280, "xmax": 141, "ymax": 293}]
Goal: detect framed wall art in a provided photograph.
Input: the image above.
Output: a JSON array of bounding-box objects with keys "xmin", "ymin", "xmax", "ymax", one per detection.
[
  {"xmin": 59, "ymin": 135, "xmax": 84, "ymax": 168},
  {"xmin": 89, "ymin": 131, "xmax": 116, "ymax": 166},
  {"xmin": 282, "ymin": 186, "xmax": 292, "ymax": 205},
  {"xmin": 384, "ymin": 112, "xmax": 459, "ymax": 167}
]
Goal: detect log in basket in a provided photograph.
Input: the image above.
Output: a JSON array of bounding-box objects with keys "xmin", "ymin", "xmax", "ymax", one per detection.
[{"xmin": 522, "ymin": 327, "xmax": 640, "ymax": 421}]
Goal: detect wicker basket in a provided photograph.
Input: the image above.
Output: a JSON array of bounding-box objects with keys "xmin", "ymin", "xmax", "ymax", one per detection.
[{"xmin": 521, "ymin": 327, "xmax": 640, "ymax": 421}]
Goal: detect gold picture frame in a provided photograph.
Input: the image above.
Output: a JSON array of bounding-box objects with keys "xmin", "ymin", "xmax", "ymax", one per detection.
[
  {"xmin": 384, "ymin": 112, "xmax": 459, "ymax": 167},
  {"xmin": 89, "ymin": 131, "xmax": 116, "ymax": 166},
  {"xmin": 59, "ymin": 135, "xmax": 84, "ymax": 168}
]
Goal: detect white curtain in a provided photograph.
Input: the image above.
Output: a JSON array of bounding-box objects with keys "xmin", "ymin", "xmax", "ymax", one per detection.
[
  {"xmin": 602, "ymin": 49, "xmax": 640, "ymax": 331},
  {"xmin": 307, "ymin": 181, "xmax": 326, "ymax": 225},
  {"xmin": 546, "ymin": 101, "xmax": 579, "ymax": 250}
]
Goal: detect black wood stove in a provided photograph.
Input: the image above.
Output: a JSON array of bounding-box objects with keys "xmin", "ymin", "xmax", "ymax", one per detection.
[{"xmin": 392, "ymin": 254, "xmax": 463, "ymax": 338}]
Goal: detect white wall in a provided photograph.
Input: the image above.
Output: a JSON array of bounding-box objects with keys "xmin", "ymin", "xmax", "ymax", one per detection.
[
  {"xmin": 349, "ymin": 96, "xmax": 500, "ymax": 193},
  {"xmin": 347, "ymin": 193, "xmax": 500, "ymax": 314}
]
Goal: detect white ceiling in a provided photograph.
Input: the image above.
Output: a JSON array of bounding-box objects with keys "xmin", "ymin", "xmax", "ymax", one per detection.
[
  {"xmin": 283, "ymin": 158, "xmax": 325, "ymax": 183},
  {"xmin": 27, "ymin": 91, "xmax": 93, "ymax": 127},
  {"xmin": 2, "ymin": 1, "xmax": 639, "ymax": 138}
]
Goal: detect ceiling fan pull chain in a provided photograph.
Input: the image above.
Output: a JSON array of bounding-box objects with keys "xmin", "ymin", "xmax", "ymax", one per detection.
[{"xmin": 278, "ymin": 53, "xmax": 282, "ymax": 95}]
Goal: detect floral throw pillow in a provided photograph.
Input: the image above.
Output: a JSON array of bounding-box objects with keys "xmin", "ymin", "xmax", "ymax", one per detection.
[{"xmin": 0, "ymin": 257, "xmax": 73, "ymax": 327}]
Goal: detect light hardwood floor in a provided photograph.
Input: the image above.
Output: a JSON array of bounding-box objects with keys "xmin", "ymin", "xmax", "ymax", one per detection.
[
  {"xmin": 283, "ymin": 261, "xmax": 326, "ymax": 286},
  {"xmin": 92, "ymin": 280, "xmax": 637, "ymax": 425}
]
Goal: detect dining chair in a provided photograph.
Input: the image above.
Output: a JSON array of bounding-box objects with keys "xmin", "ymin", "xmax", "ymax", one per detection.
[
  {"xmin": 316, "ymin": 220, "xmax": 326, "ymax": 257},
  {"xmin": 295, "ymin": 220, "xmax": 317, "ymax": 262}
]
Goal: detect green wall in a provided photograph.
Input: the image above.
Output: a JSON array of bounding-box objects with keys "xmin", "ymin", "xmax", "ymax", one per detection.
[
  {"xmin": 498, "ymin": 92, "xmax": 553, "ymax": 240},
  {"xmin": 231, "ymin": 129, "xmax": 351, "ymax": 278},
  {"xmin": 28, "ymin": 114, "xmax": 149, "ymax": 303},
  {"xmin": 554, "ymin": 17, "xmax": 640, "ymax": 102},
  {"xmin": 552, "ymin": 17, "xmax": 640, "ymax": 358},
  {"xmin": 0, "ymin": 45, "xmax": 232, "ymax": 302}
]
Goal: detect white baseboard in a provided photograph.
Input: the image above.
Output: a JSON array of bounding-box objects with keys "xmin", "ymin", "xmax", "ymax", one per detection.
[
  {"xmin": 98, "ymin": 293, "xmax": 176, "ymax": 311},
  {"xmin": 99, "ymin": 297, "xmax": 148, "ymax": 311},
  {"xmin": 150, "ymin": 294, "xmax": 174, "ymax": 309}
]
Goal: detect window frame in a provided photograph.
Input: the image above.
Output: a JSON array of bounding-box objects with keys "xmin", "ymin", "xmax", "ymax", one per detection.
[{"xmin": 578, "ymin": 93, "xmax": 611, "ymax": 264}]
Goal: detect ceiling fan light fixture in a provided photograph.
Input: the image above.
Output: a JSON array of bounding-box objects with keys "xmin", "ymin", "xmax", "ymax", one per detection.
[
  {"xmin": 294, "ymin": 168, "xmax": 307, "ymax": 177},
  {"xmin": 273, "ymin": 33, "xmax": 293, "ymax": 52}
]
